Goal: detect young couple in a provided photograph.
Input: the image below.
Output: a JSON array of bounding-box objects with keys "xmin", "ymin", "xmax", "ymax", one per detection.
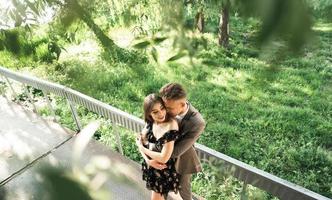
[{"xmin": 136, "ymin": 83, "xmax": 205, "ymax": 200}]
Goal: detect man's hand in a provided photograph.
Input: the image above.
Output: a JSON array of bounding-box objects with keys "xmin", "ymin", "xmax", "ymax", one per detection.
[{"xmin": 147, "ymin": 159, "xmax": 167, "ymax": 170}]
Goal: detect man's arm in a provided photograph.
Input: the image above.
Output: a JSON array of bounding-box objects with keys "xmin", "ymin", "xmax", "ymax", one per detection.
[{"xmin": 171, "ymin": 119, "xmax": 205, "ymax": 158}]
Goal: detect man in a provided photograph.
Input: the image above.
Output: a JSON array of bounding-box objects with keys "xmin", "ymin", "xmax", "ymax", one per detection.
[{"xmin": 147, "ymin": 83, "xmax": 205, "ymax": 200}]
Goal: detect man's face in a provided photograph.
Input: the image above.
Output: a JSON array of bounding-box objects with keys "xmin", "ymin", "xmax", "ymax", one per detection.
[{"xmin": 162, "ymin": 98, "xmax": 185, "ymax": 117}]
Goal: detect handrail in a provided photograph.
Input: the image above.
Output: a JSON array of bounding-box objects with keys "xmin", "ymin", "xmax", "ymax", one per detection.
[{"xmin": 0, "ymin": 66, "xmax": 330, "ymax": 200}]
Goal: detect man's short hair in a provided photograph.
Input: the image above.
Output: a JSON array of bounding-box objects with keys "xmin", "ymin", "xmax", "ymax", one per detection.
[{"xmin": 159, "ymin": 83, "xmax": 187, "ymax": 100}]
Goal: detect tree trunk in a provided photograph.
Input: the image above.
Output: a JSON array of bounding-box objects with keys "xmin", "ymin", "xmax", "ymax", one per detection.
[
  {"xmin": 67, "ymin": 0, "xmax": 124, "ymax": 59},
  {"xmin": 218, "ymin": 3, "xmax": 230, "ymax": 48},
  {"xmin": 195, "ymin": 10, "xmax": 205, "ymax": 33}
]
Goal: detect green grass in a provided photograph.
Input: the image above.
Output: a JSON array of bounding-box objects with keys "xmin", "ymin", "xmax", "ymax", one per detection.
[{"xmin": 0, "ymin": 17, "xmax": 331, "ymax": 199}]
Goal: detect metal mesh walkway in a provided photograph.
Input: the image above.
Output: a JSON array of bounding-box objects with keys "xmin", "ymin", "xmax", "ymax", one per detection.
[{"xmin": 0, "ymin": 96, "xmax": 150, "ymax": 200}]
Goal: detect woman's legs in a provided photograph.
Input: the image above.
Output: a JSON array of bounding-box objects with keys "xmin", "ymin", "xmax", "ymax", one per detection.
[{"xmin": 151, "ymin": 191, "xmax": 164, "ymax": 200}]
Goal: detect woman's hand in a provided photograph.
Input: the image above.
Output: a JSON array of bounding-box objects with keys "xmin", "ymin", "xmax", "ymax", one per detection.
[{"xmin": 147, "ymin": 159, "xmax": 167, "ymax": 170}]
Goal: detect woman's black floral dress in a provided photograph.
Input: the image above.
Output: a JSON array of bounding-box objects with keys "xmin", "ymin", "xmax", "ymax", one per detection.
[{"xmin": 141, "ymin": 123, "xmax": 181, "ymax": 197}]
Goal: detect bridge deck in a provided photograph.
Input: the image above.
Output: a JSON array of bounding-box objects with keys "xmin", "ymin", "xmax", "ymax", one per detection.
[{"xmin": 0, "ymin": 96, "xmax": 151, "ymax": 200}]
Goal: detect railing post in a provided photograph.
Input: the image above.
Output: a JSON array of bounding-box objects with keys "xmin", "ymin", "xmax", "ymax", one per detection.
[
  {"xmin": 4, "ymin": 77, "xmax": 18, "ymax": 98},
  {"xmin": 111, "ymin": 120, "xmax": 124, "ymax": 155},
  {"xmin": 0, "ymin": 74, "xmax": 7, "ymax": 96},
  {"xmin": 42, "ymin": 90, "xmax": 57, "ymax": 122},
  {"xmin": 23, "ymin": 84, "xmax": 38, "ymax": 113},
  {"xmin": 67, "ymin": 98, "xmax": 82, "ymax": 132}
]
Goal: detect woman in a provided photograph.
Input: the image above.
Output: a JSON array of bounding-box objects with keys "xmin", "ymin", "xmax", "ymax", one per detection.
[{"xmin": 136, "ymin": 93, "xmax": 181, "ymax": 200}]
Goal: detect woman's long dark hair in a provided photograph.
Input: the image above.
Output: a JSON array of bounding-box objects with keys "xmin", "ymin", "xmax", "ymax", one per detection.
[{"xmin": 143, "ymin": 93, "xmax": 170, "ymax": 124}]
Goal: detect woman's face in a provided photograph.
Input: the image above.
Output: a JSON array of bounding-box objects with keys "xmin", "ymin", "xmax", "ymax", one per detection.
[{"xmin": 150, "ymin": 102, "xmax": 166, "ymax": 123}]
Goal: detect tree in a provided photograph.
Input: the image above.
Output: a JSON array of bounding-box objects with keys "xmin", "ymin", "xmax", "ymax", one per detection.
[
  {"xmin": 0, "ymin": 0, "xmax": 130, "ymax": 61},
  {"xmin": 0, "ymin": 0, "xmax": 54, "ymax": 28},
  {"xmin": 189, "ymin": 0, "xmax": 315, "ymax": 51},
  {"xmin": 195, "ymin": 9, "xmax": 205, "ymax": 33},
  {"xmin": 234, "ymin": 0, "xmax": 313, "ymax": 52},
  {"xmin": 60, "ymin": 0, "xmax": 123, "ymax": 58},
  {"xmin": 218, "ymin": 0, "xmax": 230, "ymax": 48}
]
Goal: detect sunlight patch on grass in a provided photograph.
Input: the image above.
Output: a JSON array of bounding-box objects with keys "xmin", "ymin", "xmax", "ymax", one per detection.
[
  {"xmin": 247, "ymin": 57, "xmax": 267, "ymax": 66},
  {"xmin": 156, "ymin": 44, "xmax": 177, "ymax": 63},
  {"xmin": 60, "ymin": 40, "xmax": 100, "ymax": 63},
  {"xmin": 208, "ymin": 69, "xmax": 232, "ymax": 88},
  {"xmin": 237, "ymin": 90, "xmax": 253, "ymax": 101},
  {"xmin": 301, "ymin": 85, "xmax": 314, "ymax": 96},
  {"xmin": 32, "ymin": 25, "xmax": 49, "ymax": 39},
  {"xmin": 0, "ymin": 52, "xmax": 18, "ymax": 68},
  {"xmin": 313, "ymin": 23, "xmax": 332, "ymax": 32},
  {"xmin": 271, "ymin": 81, "xmax": 313, "ymax": 96},
  {"xmin": 208, "ymin": 68, "xmax": 251, "ymax": 88},
  {"xmin": 109, "ymin": 28, "xmax": 136, "ymax": 48}
]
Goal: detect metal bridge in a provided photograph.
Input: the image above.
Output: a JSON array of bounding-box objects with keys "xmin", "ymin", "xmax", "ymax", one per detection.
[{"xmin": 0, "ymin": 66, "xmax": 330, "ymax": 200}]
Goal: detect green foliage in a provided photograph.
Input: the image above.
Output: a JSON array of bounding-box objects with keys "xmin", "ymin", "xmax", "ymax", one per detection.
[
  {"xmin": 168, "ymin": 52, "xmax": 187, "ymax": 62},
  {"xmin": 35, "ymin": 166, "xmax": 93, "ymax": 200},
  {"xmin": 0, "ymin": 1, "xmax": 331, "ymax": 199},
  {"xmin": 35, "ymin": 43, "xmax": 53, "ymax": 62},
  {"xmin": 132, "ymin": 41, "xmax": 150, "ymax": 49},
  {"xmin": 185, "ymin": 0, "xmax": 315, "ymax": 53},
  {"xmin": 119, "ymin": 128, "xmax": 142, "ymax": 161},
  {"xmin": 0, "ymin": 29, "xmax": 22, "ymax": 55},
  {"xmin": 307, "ymin": 0, "xmax": 332, "ymax": 20},
  {"xmin": 0, "ymin": 26, "xmax": 66, "ymax": 64},
  {"xmin": 192, "ymin": 160, "xmax": 278, "ymax": 200},
  {"xmin": 0, "ymin": 0, "xmax": 50, "ymax": 27}
]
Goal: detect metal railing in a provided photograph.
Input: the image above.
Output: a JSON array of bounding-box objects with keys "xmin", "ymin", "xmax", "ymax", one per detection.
[{"xmin": 0, "ymin": 66, "xmax": 330, "ymax": 200}]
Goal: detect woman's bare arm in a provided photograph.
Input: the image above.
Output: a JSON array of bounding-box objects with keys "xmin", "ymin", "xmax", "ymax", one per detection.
[
  {"xmin": 136, "ymin": 124, "xmax": 150, "ymax": 162},
  {"xmin": 139, "ymin": 119, "xmax": 178, "ymax": 164},
  {"xmin": 140, "ymin": 141, "xmax": 174, "ymax": 164},
  {"xmin": 138, "ymin": 144, "xmax": 150, "ymax": 163}
]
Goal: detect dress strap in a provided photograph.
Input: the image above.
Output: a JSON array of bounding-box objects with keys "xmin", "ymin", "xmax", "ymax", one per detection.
[{"xmin": 159, "ymin": 130, "xmax": 179, "ymax": 144}]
